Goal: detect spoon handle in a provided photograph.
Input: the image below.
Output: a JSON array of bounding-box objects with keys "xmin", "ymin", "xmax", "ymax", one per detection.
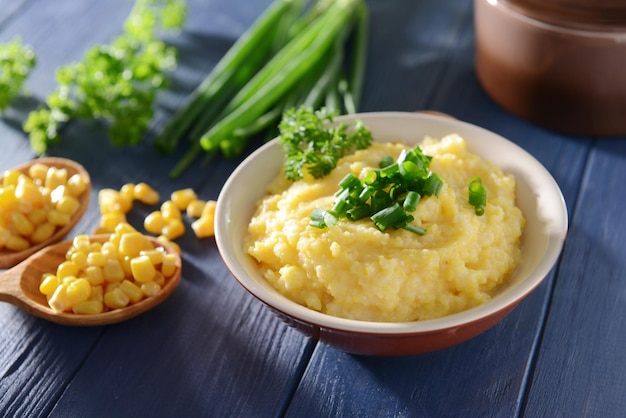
[{"xmin": 0, "ymin": 264, "xmax": 29, "ymax": 308}]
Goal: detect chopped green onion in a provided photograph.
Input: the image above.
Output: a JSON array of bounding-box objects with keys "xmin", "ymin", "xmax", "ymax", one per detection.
[
  {"xmin": 379, "ymin": 155, "xmax": 394, "ymax": 168},
  {"xmin": 403, "ymin": 191, "xmax": 420, "ymax": 212},
  {"xmin": 422, "ymin": 173, "xmax": 444, "ymax": 196},
  {"xmin": 310, "ymin": 208, "xmax": 339, "ymax": 228},
  {"xmin": 468, "ymin": 176, "xmax": 487, "ymax": 216},
  {"xmin": 371, "ymin": 203, "xmax": 407, "ymax": 231},
  {"xmin": 310, "ymin": 143, "xmax": 441, "ymax": 235}
]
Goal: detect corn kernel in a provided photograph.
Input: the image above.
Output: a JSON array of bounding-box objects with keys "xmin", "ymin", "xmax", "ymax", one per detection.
[
  {"xmin": 0, "ymin": 227, "xmax": 10, "ymax": 248},
  {"xmin": 15, "ymin": 181, "xmax": 45, "ymax": 208},
  {"xmin": 153, "ymin": 271, "xmax": 166, "ymax": 287},
  {"xmin": 160, "ymin": 200, "xmax": 181, "ymax": 220},
  {"xmin": 72, "ymin": 300, "xmax": 104, "ymax": 315},
  {"xmin": 119, "ymin": 183, "xmax": 135, "ymax": 201},
  {"xmin": 103, "ymin": 258, "xmax": 125, "ymax": 282},
  {"xmin": 186, "ymin": 199, "xmax": 206, "ymax": 218},
  {"xmin": 28, "ymin": 163, "xmax": 49, "ymax": 183},
  {"xmin": 72, "ymin": 234, "xmax": 91, "ymax": 252},
  {"xmin": 101, "ymin": 241, "xmax": 118, "ymax": 259},
  {"xmin": 161, "ymin": 253, "xmax": 178, "ymax": 278},
  {"xmin": 157, "ymin": 235, "xmax": 180, "ymax": 254},
  {"xmin": 171, "ymin": 188, "xmax": 197, "ymax": 211},
  {"xmin": 120, "ymin": 255, "xmax": 133, "ymax": 277},
  {"xmin": 139, "ymin": 249, "xmax": 163, "ymax": 265},
  {"xmin": 119, "ymin": 231, "xmax": 151, "ymax": 258},
  {"xmin": 134, "ymin": 182, "xmax": 160, "ymax": 205},
  {"xmin": 11, "ymin": 212, "xmax": 34, "ymax": 236},
  {"xmin": 66, "ymin": 278, "xmax": 91, "ymax": 305},
  {"xmin": 70, "ymin": 250, "xmax": 88, "ymax": 269},
  {"xmin": 162, "ymin": 218, "xmax": 185, "ymax": 240},
  {"xmin": 99, "ymin": 188, "xmax": 132, "ymax": 214},
  {"xmin": 104, "ymin": 288, "xmax": 130, "ymax": 310},
  {"xmin": 47, "ymin": 209, "xmax": 71, "ymax": 226},
  {"xmin": 48, "ymin": 283, "xmax": 72, "ymax": 312},
  {"xmin": 56, "ymin": 195, "xmax": 81, "ymax": 216},
  {"xmin": 5, "ymin": 234, "xmax": 30, "ymax": 251},
  {"xmin": 191, "ymin": 215, "xmax": 214, "ymax": 238},
  {"xmin": 31, "ymin": 222, "xmax": 56, "ymax": 244},
  {"xmin": 201, "ymin": 200, "xmax": 217, "ymax": 218},
  {"xmin": 119, "ymin": 280, "xmax": 144, "ymax": 303},
  {"xmin": 67, "ymin": 173, "xmax": 87, "ymax": 196},
  {"xmin": 130, "ymin": 255, "xmax": 156, "ymax": 283},
  {"xmin": 86, "ymin": 251, "xmax": 107, "ymax": 267},
  {"xmin": 39, "ymin": 274, "xmax": 60, "ymax": 296},
  {"xmin": 56, "ymin": 261, "xmax": 79, "ymax": 280},
  {"xmin": 141, "ymin": 281, "xmax": 162, "ymax": 297},
  {"xmin": 143, "ymin": 210, "xmax": 166, "ymax": 235},
  {"xmin": 44, "ymin": 167, "xmax": 68, "ymax": 191},
  {"xmin": 85, "ymin": 265, "xmax": 104, "ymax": 285},
  {"xmin": 99, "ymin": 211, "xmax": 127, "ymax": 232},
  {"xmin": 90, "ymin": 285, "xmax": 104, "ymax": 302},
  {"xmin": 28, "ymin": 208, "xmax": 48, "ymax": 225},
  {"xmin": 2, "ymin": 170, "xmax": 21, "ymax": 187},
  {"xmin": 50, "ymin": 185, "xmax": 69, "ymax": 204}
]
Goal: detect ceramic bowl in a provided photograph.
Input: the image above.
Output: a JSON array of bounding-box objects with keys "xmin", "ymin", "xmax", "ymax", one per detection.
[{"xmin": 215, "ymin": 112, "xmax": 568, "ymax": 356}]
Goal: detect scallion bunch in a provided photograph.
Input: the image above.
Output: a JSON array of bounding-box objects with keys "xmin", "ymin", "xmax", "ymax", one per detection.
[{"xmin": 155, "ymin": 0, "xmax": 369, "ymax": 178}]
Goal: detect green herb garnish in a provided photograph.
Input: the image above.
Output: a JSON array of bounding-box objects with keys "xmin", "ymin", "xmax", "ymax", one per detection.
[
  {"xmin": 24, "ymin": 0, "xmax": 186, "ymax": 154},
  {"xmin": 310, "ymin": 145, "xmax": 443, "ymax": 235},
  {"xmin": 0, "ymin": 37, "xmax": 36, "ymax": 112},
  {"xmin": 468, "ymin": 176, "xmax": 487, "ymax": 216},
  {"xmin": 279, "ymin": 106, "xmax": 373, "ymax": 181}
]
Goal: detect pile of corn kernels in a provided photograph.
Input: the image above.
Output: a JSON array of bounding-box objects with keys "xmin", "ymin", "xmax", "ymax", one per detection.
[{"xmin": 0, "ymin": 163, "xmax": 88, "ymax": 252}]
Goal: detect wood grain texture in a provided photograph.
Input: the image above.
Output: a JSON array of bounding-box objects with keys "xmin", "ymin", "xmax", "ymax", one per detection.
[
  {"xmin": 0, "ymin": 0, "xmax": 622, "ymax": 416},
  {"xmin": 522, "ymin": 138, "xmax": 626, "ymax": 417}
]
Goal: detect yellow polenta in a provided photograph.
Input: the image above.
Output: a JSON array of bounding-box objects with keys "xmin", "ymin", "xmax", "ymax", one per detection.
[{"xmin": 245, "ymin": 134, "xmax": 525, "ymax": 322}]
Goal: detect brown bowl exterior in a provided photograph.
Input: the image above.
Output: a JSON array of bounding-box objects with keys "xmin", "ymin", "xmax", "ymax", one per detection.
[{"xmin": 267, "ymin": 302, "xmax": 519, "ymax": 356}]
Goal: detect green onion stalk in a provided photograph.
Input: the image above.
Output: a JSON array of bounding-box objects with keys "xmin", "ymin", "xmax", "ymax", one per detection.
[{"xmin": 158, "ymin": 0, "xmax": 369, "ymax": 178}]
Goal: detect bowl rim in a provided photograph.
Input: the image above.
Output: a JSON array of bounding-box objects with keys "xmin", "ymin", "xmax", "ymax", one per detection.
[{"xmin": 215, "ymin": 111, "xmax": 569, "ymax": 335}]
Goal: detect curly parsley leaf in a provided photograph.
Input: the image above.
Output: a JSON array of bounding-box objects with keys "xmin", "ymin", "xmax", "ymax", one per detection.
[{"xmin": 278, "ymin": 106, "xmax": 373, "ymax": 181}]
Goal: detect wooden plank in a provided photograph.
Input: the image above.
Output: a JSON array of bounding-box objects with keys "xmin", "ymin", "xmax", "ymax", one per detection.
[
  {"xmin": 522, "ymin": 138, "xmax": 626, "ymax": 416},
  {"xmin": 284, "ymin": 0, "xmax": 590, "ymax": 416},
  {"xmin": 0, "ymin": 0, "xmax": 318, "ymax": 416}
]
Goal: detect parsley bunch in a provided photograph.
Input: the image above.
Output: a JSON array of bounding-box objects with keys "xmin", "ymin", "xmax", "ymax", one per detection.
[
  {"xmin": 24, "ymin": 0, "xmax": 186, "ymax": 155},
  {"xmin": 0, "ymin": 37, "xmax": 35, "ymax": 112},
  {"xmin": 279, "ymin": 106, "xmax": 373, "ymax": 181}
]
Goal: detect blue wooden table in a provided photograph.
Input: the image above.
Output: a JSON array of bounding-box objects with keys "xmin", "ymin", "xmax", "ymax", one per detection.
[{"xmin": 1, "ymin": 0, "xmax": 625, "ymax": 417}]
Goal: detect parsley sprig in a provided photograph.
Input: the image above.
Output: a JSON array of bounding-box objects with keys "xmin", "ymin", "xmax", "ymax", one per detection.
[
  {"xmin": 24, "ymin": 0, "xmax": 186, "ymax": 155},
  {"xmin": 278, "ymin": 106, "xmax": 373, "ymax": 181}
]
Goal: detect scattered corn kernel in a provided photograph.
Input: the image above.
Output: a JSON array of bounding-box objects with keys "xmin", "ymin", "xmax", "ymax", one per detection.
[
  {"xmin": 191, "ymin": 216, "xmax": 214, "ymax": 238},
  {"xmin": 143, "ymin": 210, "xmax": 166, "ymax": 235},
  {"xmin": 171, "ymin": 188, "xmax": 197, "ymax": 211},
  {"xmin": 162, "ymin": 218, "xmax": 185, "ymax": 240},
  {"xmin": 186, "ymin": 199, "xmax": 206, "ymax": 218},
  {"xmin": 134, "ymin": 182, "xmax": 160, "ymax": 205}
]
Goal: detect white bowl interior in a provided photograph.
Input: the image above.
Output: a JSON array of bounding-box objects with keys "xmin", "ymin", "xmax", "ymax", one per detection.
[{"xmin": 215, "ymin": 112, "xmax": 568, "ymax": 334}]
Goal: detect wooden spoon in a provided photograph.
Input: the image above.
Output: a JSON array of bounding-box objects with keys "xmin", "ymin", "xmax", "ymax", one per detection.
[
  {"xmin": 0, "ymin": 235, "xmax": 182, "ymax": 326},
  {"xmin": 0, "ymin": 157, "xmax": 92, "ymax": 269}
]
